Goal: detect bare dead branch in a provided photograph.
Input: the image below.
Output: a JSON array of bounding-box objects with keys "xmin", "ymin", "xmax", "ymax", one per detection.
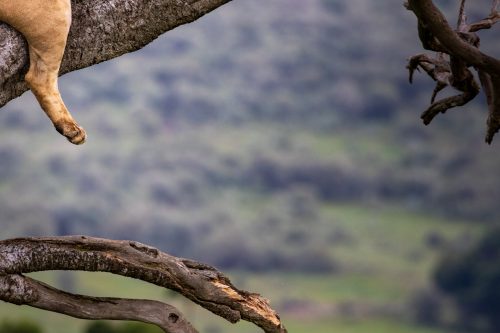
[
  {"xmin": 407, "ymin": 51, "xmax": 480, "ymax": 125},
  {"xmin": 457, "ymin": 0, "xmax": 468, "ymax": 32},
  {"xmin": 407, "ymin": 54, "xmax": 450, "ymax": 85},
  {"xmin": 407, "ymin": 0, "xmax": 500, "ymax": 73},
  {"xmin": 468, "ymin": 0, "xmax": 500, "ymax": 32},
  {"xmin": 0, "ymin": 274, "xmax": 198, "ymax": 333},
  {"xmin": 0, "ymin": 236, "xmax": 287, "ymax": 333},
  {"xmin": 406, "ymin": 0, "xmax": 500, "ymax": 143},
  {"xmin": 421, "ymin": 89, "xmax": 478, "ymax": 125},
  {"xmin": 469, "ymin": 11, "xmax": 500, "ymax": 32}
]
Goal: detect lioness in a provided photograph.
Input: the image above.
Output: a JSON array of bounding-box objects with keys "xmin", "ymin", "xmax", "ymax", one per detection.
[{"xmin": 0, "ymin": 0, "xmax": 86, "ymax": 144}]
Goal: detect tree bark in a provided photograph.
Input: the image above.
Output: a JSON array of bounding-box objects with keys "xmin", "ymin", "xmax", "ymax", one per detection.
[
  {"xmin": 0, "ymin": 236, "xmax": 287, "ymax": 333},
  {"xmin": 406, "ymin": 0, "xmax": 500, "ymax": 143},
  {"xmin": 0, "ymin": 0, "xmax": 232, "ymax": 108},
  {"xmin": 407, "ymin": 0, "xmax": 500, "ymax": 74}
]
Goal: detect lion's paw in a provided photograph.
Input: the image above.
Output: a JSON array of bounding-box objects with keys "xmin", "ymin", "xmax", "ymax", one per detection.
[{"xmin": 54, "ymin": 120, "xmax": 87, "ymax": 145}]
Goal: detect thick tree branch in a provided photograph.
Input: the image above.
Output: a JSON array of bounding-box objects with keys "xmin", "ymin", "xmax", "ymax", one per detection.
[
  {"xmin": 0, "ymin": 236, "xmax": 287, "ymax": 333},
  {"xmin": 0, "ymin": 0, "xmax": 232, "ymax": 108}
]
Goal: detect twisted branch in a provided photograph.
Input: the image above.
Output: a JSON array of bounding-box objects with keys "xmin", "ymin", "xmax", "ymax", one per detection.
[
  {"xmin": 0, "ymin": 274, "xmax": 198, "ymax": 333},
  {"xmin": 406, "ymin": 0, "xmax": 500, "ymax": 143},
  {"xmin": 0, "ymin": 236, "xmax": 287, "ymax": 333}
]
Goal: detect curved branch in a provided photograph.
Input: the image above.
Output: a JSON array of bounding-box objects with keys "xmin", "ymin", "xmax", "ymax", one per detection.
[
  {"xmin": 0, "ymin": 274, "xmax": 197, "ymax": 333},
  {"xmin": 407, "ymin": 0, "xmax": 500, "ymax": 73},
  {"xmin": 406, "ymin": 0, "xmax": 500, "ymax": 143},
  {"xmin": 0, "ymin": 236, "xmax": 287, "ymax": 333},
  {"xmin": 0, "ymin": 0, "xmax": 232, "ymax": 108}
]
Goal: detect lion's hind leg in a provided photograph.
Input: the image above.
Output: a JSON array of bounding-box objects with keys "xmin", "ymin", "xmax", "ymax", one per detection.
[
  {"xmin": 25, "ymin": 44, "xmax": 86, "ymax": 145},
  {"xmin": 2, "ymin": 0, "xmax": 86, "ymax": 144}
]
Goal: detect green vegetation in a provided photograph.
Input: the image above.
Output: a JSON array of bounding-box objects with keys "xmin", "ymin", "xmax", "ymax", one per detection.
[
  {"xmin": 0, "ymin": 320, "xmax": 42, "ymax": 333},
  {"xmin": 434, "ymin": 228, "xmax": 500, "ymax": 332},
  {"xmin": 85, "ymin": 322, "xmax": 163, "ymax": 333}
]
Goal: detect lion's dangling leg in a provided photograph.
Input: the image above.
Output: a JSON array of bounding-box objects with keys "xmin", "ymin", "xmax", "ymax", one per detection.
[
  {"xmin": 25, "ymin": 44, "xmax": 86, "ymax": 145},
  {"xmin": 0, "ymin": 0, "xmax": 86, "ymax": 144}
]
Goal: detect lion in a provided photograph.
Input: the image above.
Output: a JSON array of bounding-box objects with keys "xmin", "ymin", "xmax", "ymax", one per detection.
[{"xmin": 0, "ymin": 0, "xmax": 86, "ymax": 144}]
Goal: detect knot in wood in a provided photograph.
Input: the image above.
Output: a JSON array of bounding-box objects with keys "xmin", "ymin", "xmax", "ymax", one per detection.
[
  {"xmin": 128, "ymin": 241, "xmax": 159, "ymax": 258},
  {"xmin": 0, "ymin": 274, "xmax": 39, "ymax": 305}
]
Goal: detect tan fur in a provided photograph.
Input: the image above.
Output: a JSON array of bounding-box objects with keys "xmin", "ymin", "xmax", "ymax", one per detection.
[{"xmin": 0, "ymin": 0, "xmax": 86, "ymax": 144}]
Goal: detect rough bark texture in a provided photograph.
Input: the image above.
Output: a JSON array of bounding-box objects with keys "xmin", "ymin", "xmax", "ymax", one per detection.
[
  {"xmin": 0, "ymin": 274, "xmax": 198, "ymax": 333},
  {"xmin": 406, "ymin": 0, "xmax": 500, "ymax": 143},
  {"xmin": 0, "ymin": 236, "xmax": 287, "ymax": 333},
  {"xmin": 0, "ymin": 0, "xmax": 231, "ymax": 108}
]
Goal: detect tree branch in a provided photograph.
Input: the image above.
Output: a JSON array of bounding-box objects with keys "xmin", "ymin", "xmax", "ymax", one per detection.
[
  {"xmin": 406, "ymin": 0, "xmax": 500, "ymax": 143},
  {"xmin": 471, "ymin": 0, "xmax": 500, "ymax": 32},
  {"xmin": 0, "ymin": 274, "xmax": 198, "ymax": 333},
  {"xmin": 0, "ymin": 236, "xmax": 287, "ymax": 333},
  {"xmin": 407, "ymin": 0, "xmax": 500, "ymax": 73},
  {"xmin": 0, "ymin": 0, "xmax": 232, "ymax": 108}
]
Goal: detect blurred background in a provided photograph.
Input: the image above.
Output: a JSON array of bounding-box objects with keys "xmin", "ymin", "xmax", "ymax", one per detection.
[{"xmin": 0, "ymin": 0, "xmax": 499, "ymax": 332}]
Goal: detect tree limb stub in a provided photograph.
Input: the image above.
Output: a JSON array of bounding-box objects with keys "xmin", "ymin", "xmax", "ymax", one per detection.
[
  {"xmin": 0, "ymin": 236, "xmax": 287, "ymax": 333},
  {"xmin": 0, "ymin": 0, "xmax": 232, "ymax": 108}
]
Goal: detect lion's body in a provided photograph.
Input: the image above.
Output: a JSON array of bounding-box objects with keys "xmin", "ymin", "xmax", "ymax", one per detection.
[{"xmin": 0, "ymin": 0, "xmax": 86, "ymax": 144}]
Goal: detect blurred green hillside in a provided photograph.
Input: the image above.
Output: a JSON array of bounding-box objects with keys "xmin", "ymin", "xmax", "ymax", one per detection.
[
  {"xmin": 0, "ymin": 0, "xmax": 498, "ymax": 332},
  {"xmin": 0, "ymin": 0, "xmax": 497, "ymax": 245}
]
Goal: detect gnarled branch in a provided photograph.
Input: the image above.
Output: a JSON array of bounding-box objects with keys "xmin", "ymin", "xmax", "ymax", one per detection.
[
  {"xmin": 0, "ymin": 236, "xmax": 287, "ymax": 333},
  {"xmin": 0, "ymin": 274, "xmax": 198, "ymax": 333},
  {"xmin": 406, "ymin": 0, "xmax": 500, "ymax": 143}
]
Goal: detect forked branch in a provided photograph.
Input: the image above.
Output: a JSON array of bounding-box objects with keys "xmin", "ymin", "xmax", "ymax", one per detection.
[
  {"xmin": 406, "ymin": 0, "xmax": 500, "ymax": 143},
  {"xmin": 0, "ymin": 236, "xmax": 287, "ymax": 333}
]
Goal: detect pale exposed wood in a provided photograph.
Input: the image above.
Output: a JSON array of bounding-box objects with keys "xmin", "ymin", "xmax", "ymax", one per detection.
[{"xmin": 0, "ymin": 236, "xmax": 287, "ymax": 333}]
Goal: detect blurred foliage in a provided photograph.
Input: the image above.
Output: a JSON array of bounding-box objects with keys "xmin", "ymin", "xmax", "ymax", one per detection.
[
  {"xmin": 434, "ymin": 228, "xmax": 500, "ymax": 333},
  {"xmin": 85, "ymin": 321, "xmax": 162, "ymax": 333},
  {"xmin": 0, "ymin": 319, "xmax": 43, "ymax": 333}
]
